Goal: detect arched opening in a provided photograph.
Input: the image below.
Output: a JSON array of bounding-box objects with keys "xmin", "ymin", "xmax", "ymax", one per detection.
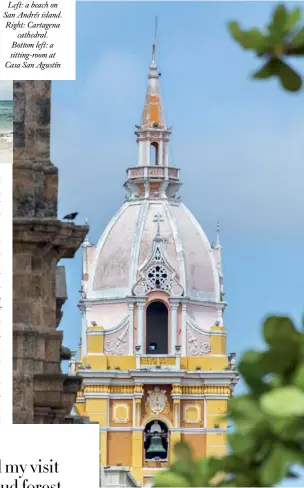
[
  {"xmin": 144, "ymin": 420, "xmax": 168, "ymax": 461},
  {"xmin": 150, "ymin": 142, "xmax": 159, "ymax": 165},
  {"xmin": 146, "ymin": 301, "xmax": 168, "ymax": 354}
]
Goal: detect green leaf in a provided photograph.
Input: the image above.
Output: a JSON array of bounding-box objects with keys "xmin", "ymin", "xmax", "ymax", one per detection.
[
  {"xmin": 174, "ymin": 442, "xmax": 193, "ymax": 464},
  {"xmin": 260, "ymin": 348, "xmax": 296, "ymax": 376},
  {"xmin": 252, "ymin": 59, "xmax": 281, "ymax": 79},
  {"xmin": 219, "ymin": 454, "xmax": 250, "ymax": 474},
  {"xmin": 228, "ymin": 21, "xmax": 244, "ymax": 42},
  {"xmin": 154, "ymin": 471, "xmax": 189, "ymax": 487},
  {"xmin": 272, "ymin": 4, "xmax": 288, "ymax": 35},
  {"xmin": 261, "ymin": 386, "xmax": 304, "ymax": 417},
  {"xmin": 270, "ymin": 417, "xmax": 300, "ymax": 440},
  {"xmin": 228, "ymin": 22, "xmax": 266, "ymax": 50},
  {"xmin": 192, "ymin": 458, "xmax": 220, "ymax": 486},
  {"xmin": 293, "ymin": 363, "xmax": 304, "ymax": 390},
  {"xmin": 263, "ymin": 316, "xmax": 299, "ymax": 346},
  {"xmin": 238, "ymin": 350, "xmax": 270, "ymax": 395},
  {"xmin": 228, "ymin": 432, "xmax": 257, "ymax": 457},
  {"xmin": 278, "ymin": 61, "xmax": 302, "ymax": 92},
  {"xmin": 287, "ymin": 7, "xmax": 302, "ymax": 31},
  {"xmin": 228, "ymin": 396, "xmax": 267, "ymax": 438},
  {"xmin": 260, "ymin": 443, "xmax": 291, "ymax": 485},
  {"xmin": 290, "ymin": 27, "xmax": 304, "ymax": 47}
]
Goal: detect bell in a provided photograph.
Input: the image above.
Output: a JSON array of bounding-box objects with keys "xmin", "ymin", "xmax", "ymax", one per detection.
[{"xmin": 146, "ymin": 434, "xmax": 167, "ymax": 456}]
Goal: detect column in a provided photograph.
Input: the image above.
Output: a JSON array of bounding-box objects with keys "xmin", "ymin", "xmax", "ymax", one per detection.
[
  {"xmin": 173, "ymin": 400, "xmax": 181, "ymax": 428},
  {"xmin": 81, "ymin": 307, "xmax": 87, "ymax": 358},
  {"xmin": 146, "ymin": 139, "xmax": 150, "ymax": 166},
  {"xmin": 216, "ymin": 307, "xmax": 223, "ymax": 326},
  {"xmin": 128, "ymin": 303, "xmax": 134, "ymax": 355},
  {"xmin": 68, "ymin": 351, "xmax": 77, "ymax": 375},
  {"xmin": 138, "ymin": 140, "xmax": 145, "ymax": 166},
  {"xmin": 158, "ymin": 139, "xmax": 163, "ymax": 166},
  {"xmin": 204, "ymin": 398, "xmax": 207, "ymax": 428},
  {"xmin": 164, "ymin": 144, "xmax": 169, "ymax": 167},
  {"xmin": 181, "ymin": 303, "xmax": 187, "ymax": 356},
  {"xmin": 170, "ymin": 301, "xmax": 179, "ymax": 354},
  {"xmin": 137, "ymin": 301, "xmax": 145, "ymax": 352}
]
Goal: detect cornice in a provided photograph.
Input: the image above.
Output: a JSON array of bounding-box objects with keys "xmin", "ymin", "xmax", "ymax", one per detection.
[{"xmin": 98, "ymin": 426, "xmax": 228, "ymax": 434}]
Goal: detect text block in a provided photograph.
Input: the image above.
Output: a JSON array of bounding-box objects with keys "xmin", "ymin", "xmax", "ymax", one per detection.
[
  {"xmin": 0, "ymin": 425, "xmax": 100, "ymax": 488},
  {"xmin": 0, "ymin": 0, "xmax": 76, "ymax": 80}
]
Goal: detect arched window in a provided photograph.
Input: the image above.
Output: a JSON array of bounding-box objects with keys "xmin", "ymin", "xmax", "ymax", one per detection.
[
  {"xmin": 150, "ymin": 142, "xmax": 159, "ymax": 165},
  {"xmin": 146, "ymin": 301, "xmax": 168, "ymax": 354},
  {"xmin": 144, "ymin": 420, "xmax": 168, "ymax": 461}
]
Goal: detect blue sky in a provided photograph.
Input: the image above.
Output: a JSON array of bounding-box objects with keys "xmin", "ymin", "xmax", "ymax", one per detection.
[{"xmin": 52, "ymin": 0, "xmax": 304, "ymax": 456}]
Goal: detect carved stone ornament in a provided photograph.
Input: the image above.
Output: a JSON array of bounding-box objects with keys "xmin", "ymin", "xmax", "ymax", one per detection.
[
  {"xmin": 145, "ymin": 386, "xmax": 170, "ymax": 415},
  {"xmin": 104, "ymin": 325, "xmax": 129, "ymax": 355},
  {"xmin": 187, "ymin": 326, "xmax": 211, "ymax": 356},
  {"xmin": 132, "ymin": 237, "xmax": 183, "ymax": 297}
]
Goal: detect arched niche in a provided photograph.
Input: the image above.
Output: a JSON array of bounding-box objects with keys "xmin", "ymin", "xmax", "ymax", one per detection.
[
  {"xmin": 144, "ymin": 420, "xmax": 168, "ymax": 461},
  {"xmin": 146, "ymin": 301, "xmax": 168, "ymax": 354},
  {"xmin": 150, "ymin": 141, "xmax": 159, "ymax": 165}
]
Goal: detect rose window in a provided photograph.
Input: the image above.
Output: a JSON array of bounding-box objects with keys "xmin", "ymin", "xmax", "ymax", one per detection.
[{"xmin": 147, "ymin": 265, "xmax": 169, "ymax": 288}]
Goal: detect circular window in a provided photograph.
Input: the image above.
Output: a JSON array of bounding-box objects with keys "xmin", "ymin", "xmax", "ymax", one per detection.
[{"xmin": 147, "ymin": 265, "xmax": 169, "ymax": 288}]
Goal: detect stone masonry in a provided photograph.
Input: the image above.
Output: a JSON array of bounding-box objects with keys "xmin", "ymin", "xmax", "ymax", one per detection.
[{"xmin": 13, "ymin": 81, "xmax": 88, "ymax": 423}]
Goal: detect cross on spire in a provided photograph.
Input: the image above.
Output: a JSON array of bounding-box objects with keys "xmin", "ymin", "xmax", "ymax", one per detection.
[{"xmin": 153, "ymin": 212, "xmax": 164, "ymax": 235}]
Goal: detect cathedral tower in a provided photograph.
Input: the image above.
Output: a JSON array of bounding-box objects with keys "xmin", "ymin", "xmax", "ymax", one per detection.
[{"xmin": 71, "ymin": 45, "xmax": 238, "ymax": 486}]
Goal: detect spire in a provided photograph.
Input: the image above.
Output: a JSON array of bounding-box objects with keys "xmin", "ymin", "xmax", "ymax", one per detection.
[{"xmin": 140, "ymin": 31, "xmax": 166, "ymax": 130}]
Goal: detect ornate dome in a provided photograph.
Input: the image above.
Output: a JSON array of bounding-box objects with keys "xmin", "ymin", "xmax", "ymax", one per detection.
[{"xmin": 87, "ymin": 200, "xmax": 220, "ymax": 302}]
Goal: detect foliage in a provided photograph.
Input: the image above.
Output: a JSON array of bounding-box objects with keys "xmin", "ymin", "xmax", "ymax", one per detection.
[
  {"xmin": 154, "ymin": 315, "xmax": 304, "ymax": 487},
  {"xmin": 228, "ymin": 4, "xmax": 304, "ymax": 92}
]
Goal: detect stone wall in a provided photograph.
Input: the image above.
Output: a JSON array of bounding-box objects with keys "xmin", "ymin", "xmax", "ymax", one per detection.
[{"xmin": 13, "ymin": 81, "xmax": 88, "ymax": 423}]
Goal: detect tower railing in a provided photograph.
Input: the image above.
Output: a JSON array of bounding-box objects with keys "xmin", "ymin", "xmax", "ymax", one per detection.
[{"xmin": 126, "ymin": 167, "xmax": 179, "ymax": 180}]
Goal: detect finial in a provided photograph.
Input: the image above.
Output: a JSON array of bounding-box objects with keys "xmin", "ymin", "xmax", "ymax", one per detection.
[
  {"xmin": 149, "ymin": 17, "xmax": 158, "ymax": 73},
  {"xmin": 153, "ymin": 212, "xmax": 164, "ymax": 236},
  {"xmin": 82, "ymin": 217, "xmax": 92, "ymax": 247},
  {"xmin": 216, "ymin": 221, "xmax": 220, "ymax": 247},
  {"xmin": 152, "ymin": 44, "xmax": 156, "ymax": 64},
  {"xmin": 152, "ymin": 16, "xmax": 158, "ymax": 64}
]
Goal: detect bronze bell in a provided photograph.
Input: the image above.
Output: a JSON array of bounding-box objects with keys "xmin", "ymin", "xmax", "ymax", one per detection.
[{"xmin": 146, "ymin": 433, "xmax": 167, "ymax": 456}]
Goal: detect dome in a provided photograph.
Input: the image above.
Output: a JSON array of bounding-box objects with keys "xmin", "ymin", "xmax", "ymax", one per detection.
[{"xmin": 87, "ymin": 199, "xmax": 220, "ymax": 302}]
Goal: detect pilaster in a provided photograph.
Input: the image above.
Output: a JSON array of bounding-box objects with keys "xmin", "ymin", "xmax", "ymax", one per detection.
[
  {"xmin": 128, "ymin": 303, "xmax": 134, "ymax": 355},
  {"xmin": 169, "ymin": 299, "xmax": 179, "ymax": 354},
  {"xmin": 136, "ymin": 301, "xmax": 145, "ymax": 353}
]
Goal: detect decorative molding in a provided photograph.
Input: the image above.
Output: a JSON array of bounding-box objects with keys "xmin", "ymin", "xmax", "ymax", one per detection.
[
  {"xmin": 87, "ymin": 314, "xmax": 129, "ymax": 336},
  {"xmin": 171, "ymin": 384, "xmax": 182, "ymax": 395},
  {"xmin": 163, "ymin": 201, "xmax": 187, "ymax": 290},
  {"xmin": 145, "ymin": 387, "xmax": 170, "ymax": 415},
  {"xmin": 111, "ymin": 385, "xmax": 134, "ymax": 394},
  {"xmin": 104, "ymin": 324, "xmax": 129, "ymax": 355},
  {"xmin": 183, "ymin": 405, "xmax": 201, "ymax": 424},
  {"xmin": 142, "ymin": 415, "xmax": 173, "ymax": 429},
  {"xmin": 113, "ymin": 403, "xmax": 129, "ymax": 423},
  {"xmin": 187, "ymin": 326, "xmax": 211, "ymax": 356},
  {"xmin": 141, "ymin": 356, "xmax": 176, "ymax": 367},
  {"xmin": 186, "ymin": 314, "xmax": 227, "ymax": 337},
  {"xmin": 132, "ymin": 232, "xmax": 183, "ymax": 297},
  {"xmin": 83, "ymin": 385, "xmax": 110, "ymax": 394}
]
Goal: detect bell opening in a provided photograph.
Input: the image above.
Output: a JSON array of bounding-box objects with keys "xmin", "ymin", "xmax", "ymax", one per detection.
[
  {"xmin": 144, "ymin": 420, "xmax": 168, "ymax": 461},
  {"xmin": 146, "ymin": 301, "xmax": 168, "ymax": 354}
]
